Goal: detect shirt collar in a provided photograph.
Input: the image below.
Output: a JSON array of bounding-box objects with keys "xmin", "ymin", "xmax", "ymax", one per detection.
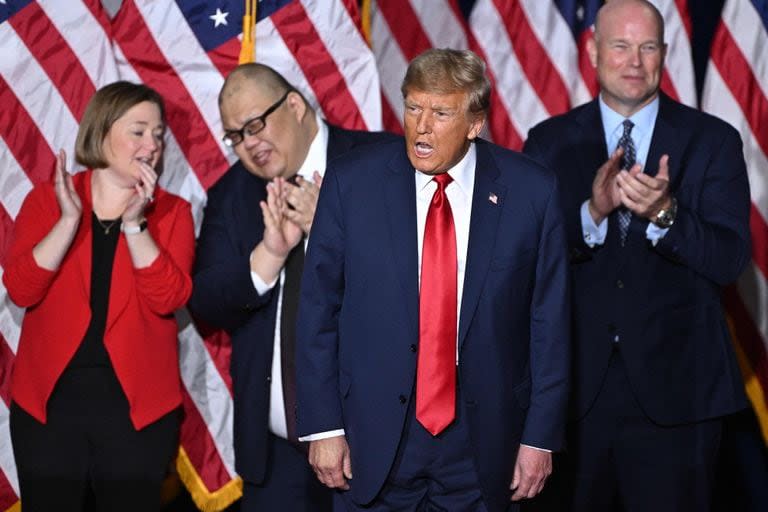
[
  {"xmin": 599, "ymin": 95, "xmax": 659, "ymax": 143},
  {"xmin": 297, "ymin": 112, "xmax": 328, "ymax": 180},
  {"xmin": 414, "ymin": 142, "xmax": 476, "ymax": 197}
]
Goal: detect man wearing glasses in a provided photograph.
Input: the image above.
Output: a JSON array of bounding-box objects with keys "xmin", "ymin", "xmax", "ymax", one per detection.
[{"xmin": 188, "ymin": 63, "xmax": 393, "ymax": 511}]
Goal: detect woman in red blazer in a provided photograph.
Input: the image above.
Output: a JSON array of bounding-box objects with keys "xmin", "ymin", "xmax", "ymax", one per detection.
[{"xmin": 2, "ymin": 82, "xmax": 194, "ymax": 511}]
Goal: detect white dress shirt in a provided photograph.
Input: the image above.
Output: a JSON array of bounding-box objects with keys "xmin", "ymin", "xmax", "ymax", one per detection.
[
  {"xmin": 250, "ymin": 114, "xmax": 327, "ymax": 440},
  {"xmin": 581, "ymin": 95, "xmax": 669, "ymax": 247}
]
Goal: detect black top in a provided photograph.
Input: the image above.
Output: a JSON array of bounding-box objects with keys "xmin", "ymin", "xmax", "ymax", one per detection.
[{"xmin": 67, "ymin": 213, "xmax": 121, "ymax": 367}]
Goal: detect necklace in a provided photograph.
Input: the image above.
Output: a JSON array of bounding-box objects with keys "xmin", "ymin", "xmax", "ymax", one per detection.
[{"xmin": 95, "ymin": 216, "xmax": 119, "ymax": 235}]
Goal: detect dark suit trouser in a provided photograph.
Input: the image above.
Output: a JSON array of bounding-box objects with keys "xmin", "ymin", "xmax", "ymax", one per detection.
[
  {"xmin": 565, "ymin": 347, "xmax": 722, "ymax": 512},
  {"xmin": 9, "ymin": 367, "xmax": 179, "ymax": 512},
  {"xmin": 335, "ymin": 389, "xmax": 488, "ymax": 512},
  {"xmin": 241, "ymin": 433, "xmax": 331, "ymax": 512}
]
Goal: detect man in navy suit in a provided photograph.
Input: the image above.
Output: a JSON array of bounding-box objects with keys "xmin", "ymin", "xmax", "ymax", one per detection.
[
  {"xmin": 296, "ymin": 49, "xmax": 570, "ymax": 511},
  {"xmin": 188, "ymin": 63, "xmax": 392, "ymax": 511},
  {"xmin": 523, "ymin": 1, "xmax": 751, "ymax": 510}
]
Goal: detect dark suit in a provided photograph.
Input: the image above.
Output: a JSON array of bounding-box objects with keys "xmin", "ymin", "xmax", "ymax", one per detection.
[
  {"xmin": 296, "ymin": 138, "xmax": 570, "ymax": 512},
  {"xmin": 523, "ymin": 94, "xmax": 750, "ymax": 510},
  {"xmin": 188, "ymin": 124, "xmax": 392, "ymax": 509}
]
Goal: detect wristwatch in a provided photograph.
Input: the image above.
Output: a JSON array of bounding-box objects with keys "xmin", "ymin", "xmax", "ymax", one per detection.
[
  {"xmin": 121, "ymin": 219, "xmax": 148, "ymax": 235},
  {"xmin": 653, "ymin": 198, "xmax": 677, "ymax": 228}
]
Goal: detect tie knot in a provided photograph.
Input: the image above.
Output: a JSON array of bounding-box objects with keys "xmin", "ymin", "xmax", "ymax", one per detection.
[
  {"xmin": 622, "ymin": 119, "xmax": 634, "ymax": 136},
  {"xmin": 433, "ymin": 173, "xmax": 453, "ymax": 190}
]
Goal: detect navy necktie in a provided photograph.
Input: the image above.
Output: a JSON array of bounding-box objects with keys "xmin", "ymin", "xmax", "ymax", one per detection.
[{"xmin": 617, "ymin": 120, "xmax": 636, "ymax": 245}]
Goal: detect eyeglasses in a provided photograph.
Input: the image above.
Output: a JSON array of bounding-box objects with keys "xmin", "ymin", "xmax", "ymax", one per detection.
[{"xmin": 222, "ymin": 89, "xmax": 293, "ymax": 147}]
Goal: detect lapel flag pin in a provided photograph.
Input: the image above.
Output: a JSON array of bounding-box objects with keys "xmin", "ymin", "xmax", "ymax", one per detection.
[{"xmin": 488, "ymin": 192, "xmax": 498, "ymax": 205}]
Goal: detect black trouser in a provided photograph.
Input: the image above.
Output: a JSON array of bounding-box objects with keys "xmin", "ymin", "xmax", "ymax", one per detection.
[{"xmin": 10, "ymin": 367, "xmax": 179, "ymax": 512}]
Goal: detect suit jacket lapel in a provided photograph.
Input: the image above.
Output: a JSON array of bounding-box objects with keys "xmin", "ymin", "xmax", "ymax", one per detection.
[
  {"xmin": 647, "ymin": 94, "xmax": 684, "ymax": 190},
  {"xmin": 458, "ymin": 141, "xmax": 505, "ymax": 348},
  {"xmin": 384, "ymin": 149, "xmax": 420, "ymax": 335},
  {"xmin": 574, "ymin": 100, "xmax": 610, "ymax": 190}
]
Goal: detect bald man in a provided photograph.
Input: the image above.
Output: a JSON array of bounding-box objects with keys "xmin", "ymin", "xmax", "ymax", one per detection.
[
  {"xmin": 188, "ymin": 64, "xmax": 394, "ymax": 511},
  {"xmin": 524, "ymin": 1, "xmax": 750, "ymax": 510}
]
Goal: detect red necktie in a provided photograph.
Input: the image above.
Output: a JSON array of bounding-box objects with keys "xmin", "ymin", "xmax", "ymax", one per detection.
[{"xmin": 416, "ymin": 172, "xmax": 457, "ymax": 436}]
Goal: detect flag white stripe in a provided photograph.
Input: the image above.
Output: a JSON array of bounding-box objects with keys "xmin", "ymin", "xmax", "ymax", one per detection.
[
  {"xmin": 470, "ymin": 0, "xmax": 550, "ymax": 136},
  {"xmin": 132, "ymin": 0, "xmax": 230, "ymax": 158},
  {"xmin": 0, "ymin": 140, "xmax": 32, "ymax": 219},
  {"xmin": 178, "ymin": 322, "xmax": 237, "ymax": 478},
  {"xmin": 0, "ymin": 276, "xmax": 23, "ymax": 354},
  {"xmin": 519, "ymin": 0, "xmax": 592, "ymax": 107},
  {"xmin": 0, "ymin": 24, "xmax": 80, "ymax": 172},
  {"xmin": 702, "ymin": 64, "xmax": 768, "ymax": 224},
  {"xmin": 651, "ymin": 0, "xmax": 697, "ymax": 106},
  {"xmin": 722, "ymin": 0, "xmax": 768, "ymax": 99},
  {"xmin": 0, "ymin": 400, "xmax": 19, "ymax": 496},
  {"xmin": 412, "ymin": 0, "xmax": 467, "ymax": 49},
  {"xmin": 370, "ymin": 3, "xmax": 408, "ymax": 124},
  {"xmin": 38, "ymin": 0, "xmax": 118, "ymax": 88},
  {"xmin": 302, "ymin": 0, "xmax": 382, "ymax": 130}
]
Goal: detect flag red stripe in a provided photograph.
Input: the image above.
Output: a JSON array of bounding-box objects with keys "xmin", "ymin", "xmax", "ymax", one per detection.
[
  {"xmin": 9, "ymin": 1, "xmax": 96, "ymax": 121},
  {"xmin": 674, "ymin": 0, "xmax": 693, "ymax": 39},
  {"xmin": 0, "ymin": 332, "xmax": 13, "ymax": 408},
  {"xmin": 724, "ymin": 286, "xmax": 768, "ymax": 411},
  {"xmin": 374, "ymin": 0, "xmax": 432, "ymax": 60},
  {"xmin": 465, "ymin": 37, "xmax": 525, "ymax": 149},
  {"xmin": 207, "ymin": 39, "xmax": 240, "ymax": 79},
  {"xmin": 659, "ymin": 69, "xmax": 681, "ymax": 102},
  {"xmin": 0, "ymin": 466, "xmax": 17, "ymax": 511},
  {"xmin": 381, "ymin": 93, "xmax": 404, "ymax": 134},
  {"xmin": 0, "ymin": 75, "xmax": 56, "ymax": 186},
  {"xmin": 341, "ymin": 0, "xmax": 365, "ymax": 40},
  {"xmin": 112, "ymin": 1, "xmax": 230, "ymax": 189},
  {"xmin": 711, "ymin": 22, "xmax": 768, "ymax": 158},
  {"xmin": 271, "ymin": 2, "xmax": 368, "ymax": 130},
  {"xmin": 83, "ymin": 0, "xmax": 114, "ymax": 39},
  {"xmin": 577, "ymin": 32, "xmax": 599, "ymax": 99},
  {"xmin": 0, "ymin": 203, "xmax": 13, "ymax": 266},
  {"xmin": 179, "ymin": 388, "xmax": 233, "ymax": 491},
  {"xmin": 199, "ymin": 330, "xmax": 234, "ymax": 394},
  {"xmin": 750, "ymin": 204, "xmax": 768, "ymax": 282},
  {"xmin": 492, "ymin": 0, "xmax": 571, "ymax": 116}
]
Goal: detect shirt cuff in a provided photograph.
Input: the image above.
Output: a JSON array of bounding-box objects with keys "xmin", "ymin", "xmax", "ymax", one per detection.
[
  {"xmin": 580, "ymin": 200, "xmax": 607, "ymax": 247},
  {"xmin": 520, "ymin": 443, "xmax": 552, "ymax": 453},
  {"xmin": 645, "ymin": 222, "xmax": 669, "ymax": 246},
  {"xmin": 249, "ymin": 248, "xmax": 279, "ymax": 294},
  {"xmin": 298, "ymin": 429, "xmax": 346, "ymax": 442}
]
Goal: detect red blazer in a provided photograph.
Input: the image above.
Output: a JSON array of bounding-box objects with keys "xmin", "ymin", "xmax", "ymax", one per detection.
[{"xmin": 3, "ymin": 169, "xmax": 194, "ymax": 429}]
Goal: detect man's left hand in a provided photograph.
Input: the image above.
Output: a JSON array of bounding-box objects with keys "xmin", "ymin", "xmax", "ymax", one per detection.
[
  {"xmin": 510, "ymin": 445, "xmax": 552, "ymax": 501},
  {"xmin": 284, "ymin": 171, "xmax": 323, "ymax": 234},
  {"xmin": 616, "ymin": 154, "xmax": 671, "ymax": 219}
]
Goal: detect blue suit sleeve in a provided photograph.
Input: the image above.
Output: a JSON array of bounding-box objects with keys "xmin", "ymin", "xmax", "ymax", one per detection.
[
  {"xmin": 653, "ymin": 127, "xmax": 751, "ymax": 285},
  {"xmin": 522, "ymin": 176, "xmax": 571, "ymax": 451},
  {"xmin": 296, "ymin": 166, "xmax": 346, "ymax": 436},
  {"xmin": 189, "ymin": 188, "xmax": 274, "ymax": 332}
]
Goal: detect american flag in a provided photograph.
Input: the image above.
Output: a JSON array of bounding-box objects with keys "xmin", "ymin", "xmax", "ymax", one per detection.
[
  {"xmin": 1, "ymin": 1, "xmax": 766, "ymax": 511},
  {"xmin": 701, "ymin": 0, "xmax": 768, "ymax": 444},
  {"xmin": 0, "ymin": 0, "xmax": 378, "ymax": 510}
]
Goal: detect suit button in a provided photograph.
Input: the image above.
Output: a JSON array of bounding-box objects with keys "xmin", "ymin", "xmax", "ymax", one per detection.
[
  {"xmin": 616, "ymin": 279, "xmax": 624, "ymax": 289},
  {"xmin": 399, "ymin": 395, "xmax": 407, "ymax": 404},
  {"xmin": 266, "ymin": 375, "xmax": 271, "ymax": 383},
  {"xmin": 243, "ymin": 303, "xmax": 254, "ymax": 312},
  {"xmin": 410, "ymin": 344, "xmax": 417, "ymax": 353}
]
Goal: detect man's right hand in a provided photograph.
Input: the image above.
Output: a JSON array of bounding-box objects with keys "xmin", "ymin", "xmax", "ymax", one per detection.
[
  {"xmin": 260, "ymin": 177, "xmax": 304, "ymax": 257},
  {"xmin": 309, "ymin": 436, "xmax": 352, "ymax": 490},
  {"xmin": 588, "ymin": 148, "xmax": 625, "ymax": 224}
]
